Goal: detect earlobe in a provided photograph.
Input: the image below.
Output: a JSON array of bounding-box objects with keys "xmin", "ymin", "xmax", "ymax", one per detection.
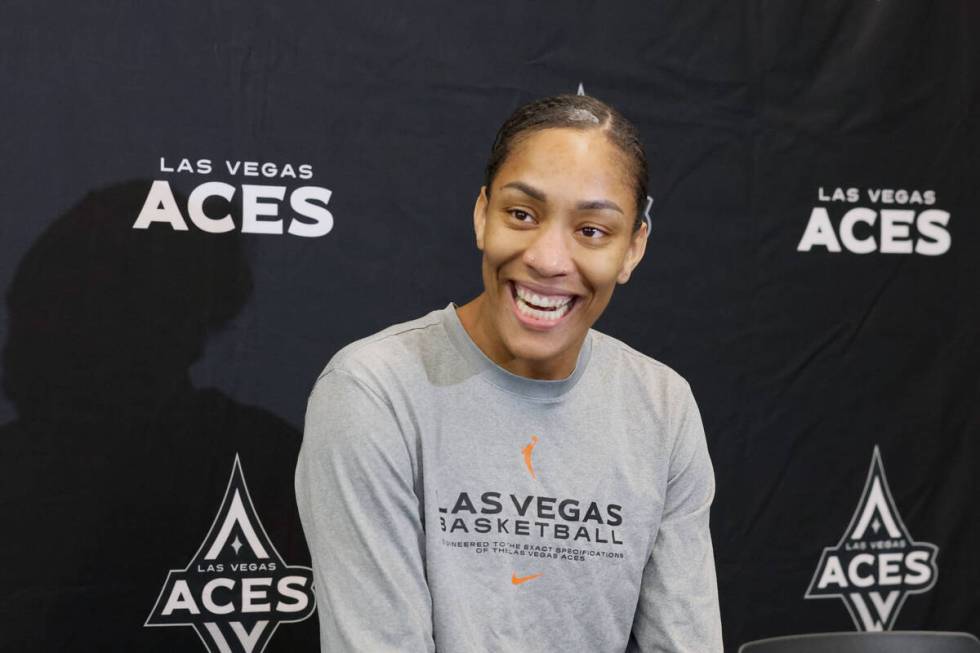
[
  {"xmin": 473, "ymin": 186, "xmax": 488, "ymax": 251},
  {"xmin": 617, "ymin": 221, "xmax": 649, "ymax": 284}
]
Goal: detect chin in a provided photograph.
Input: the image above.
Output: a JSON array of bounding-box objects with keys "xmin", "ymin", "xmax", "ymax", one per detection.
[{"xmin": 502, "ymin": 329, "xmax": 575, "ymax": 365}]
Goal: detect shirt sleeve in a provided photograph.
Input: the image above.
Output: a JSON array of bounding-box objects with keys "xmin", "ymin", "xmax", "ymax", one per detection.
[
  {"xmin": 628, "ymin": 386, "xmax": 723, "ymax": 653},
  {"xmin": 295, "ymin": 367, "xmax": 435, "ymax": 652}
]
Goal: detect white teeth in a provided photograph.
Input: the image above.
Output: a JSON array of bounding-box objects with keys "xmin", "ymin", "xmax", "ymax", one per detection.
[
  {"xmin": 516, "ymin": 296, "xmax": 572, "ymax": 321},
  {"xmin": 514, "ymin": 284, "xmax": 573, "ymax": 309}
]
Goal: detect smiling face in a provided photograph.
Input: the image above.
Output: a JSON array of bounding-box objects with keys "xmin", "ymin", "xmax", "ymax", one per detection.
[{"xmin": 457, "ymin": 127, "xmax": 648, "ymax": 380}]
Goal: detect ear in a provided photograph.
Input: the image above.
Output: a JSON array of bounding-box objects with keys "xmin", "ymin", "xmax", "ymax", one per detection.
[
  {"xmin": 616, "ymin": 220, "xmax": 648, "ymax": 284},
  {"xmin": 473, "ymin": 186, "xmax": 488, "ymax": 251}
]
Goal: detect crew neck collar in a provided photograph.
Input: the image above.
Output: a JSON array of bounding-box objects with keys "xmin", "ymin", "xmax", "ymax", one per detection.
[{"xmin": 441, "ymin": 302, "xmax": 592, "ymax": 401}]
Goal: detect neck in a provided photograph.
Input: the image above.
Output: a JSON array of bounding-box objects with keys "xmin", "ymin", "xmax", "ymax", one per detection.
[{"xmin": 455, "ymin": 293, "xmax": 583, "ymax": 380}]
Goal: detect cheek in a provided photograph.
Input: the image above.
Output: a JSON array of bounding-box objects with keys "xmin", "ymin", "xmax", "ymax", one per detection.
[
  {"xmin": 482, "ymin": 225, "xmax": 526, "ymax": 268},
  {"xmin": 578, "ymin": 250, "xmax": 628, "ymax": 293}
]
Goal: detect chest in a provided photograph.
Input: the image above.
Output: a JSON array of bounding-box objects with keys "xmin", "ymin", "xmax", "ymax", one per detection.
[{"xmin": 408, "ymin": 386, "xmax": 672, "ymax": 567}]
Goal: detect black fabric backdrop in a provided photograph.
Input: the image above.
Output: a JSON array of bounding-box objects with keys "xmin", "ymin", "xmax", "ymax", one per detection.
[{"xmin": 1, "ymin": 1, "xmax": 977, "ymax": 651}]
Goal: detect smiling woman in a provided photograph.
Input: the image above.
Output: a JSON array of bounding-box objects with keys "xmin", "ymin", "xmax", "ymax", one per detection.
[
  {"xmin": 458, "ymin": 113, "xmax": 649, "ymax": 380},
  {"xmin": 295, "ymin": 94, "xmax": 723, "ymax": 653}
]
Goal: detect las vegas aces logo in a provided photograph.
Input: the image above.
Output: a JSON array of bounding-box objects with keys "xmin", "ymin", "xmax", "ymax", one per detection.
[
  {"xmin": 805, "ymin": 446, "xmax": 938, "ymax": 631},
  {"xmin": 146, "ymin": 456, "xmax": 316, "ymax": 652}
]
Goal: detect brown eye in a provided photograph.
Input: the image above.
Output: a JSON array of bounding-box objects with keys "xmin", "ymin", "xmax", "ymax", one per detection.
[
  {"xmin": 579, "ymin": 226, "xmax": 605, "ymax": 239},
  {"xmin": 509, "ymin": 209, "xmax": 535, "ymax": 223}
]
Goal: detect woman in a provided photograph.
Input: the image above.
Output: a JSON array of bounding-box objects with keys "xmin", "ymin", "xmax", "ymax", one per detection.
[{"xmin": 295, "ymin": 94, "xmax": 722, "ymax": 652}]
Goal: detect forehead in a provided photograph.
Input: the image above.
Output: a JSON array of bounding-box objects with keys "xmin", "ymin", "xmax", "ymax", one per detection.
[{"xmin": 494, "ymin": 128, "xmax": 633, "ymax": 198}]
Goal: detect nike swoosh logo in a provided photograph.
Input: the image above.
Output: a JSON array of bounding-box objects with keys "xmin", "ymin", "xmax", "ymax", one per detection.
[{"xmin": 511, "ymin": 572, "xmax": 543, "ymax": 585}]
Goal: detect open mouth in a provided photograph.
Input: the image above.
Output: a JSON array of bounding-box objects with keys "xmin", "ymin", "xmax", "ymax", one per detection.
[{"xmin": 510, "ymin": 282, "xmax": 577, "ymax": 323}]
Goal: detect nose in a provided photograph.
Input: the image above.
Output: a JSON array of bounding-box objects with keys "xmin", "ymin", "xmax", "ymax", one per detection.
[{"xmin": 522, "ymin": 222, "xmax": 573, "ymax": 277}]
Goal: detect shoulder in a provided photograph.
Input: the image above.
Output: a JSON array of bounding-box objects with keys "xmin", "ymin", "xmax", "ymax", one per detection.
[
  {"xmin": 312, "ymin": 306, "xmax": 449, "ymax": 394},
  {"xmin": 589, "ymin": 329, "xmax": 694, "ymax": 408},
  {"xmin": 302, "ymin": 310, "xmax": 448, "ymax": 467},
  {"xmin": 590, "ymin": 331, "xmax": 709, "ymax": 479}
]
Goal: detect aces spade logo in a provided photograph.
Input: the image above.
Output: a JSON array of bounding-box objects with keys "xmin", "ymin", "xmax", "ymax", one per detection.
[
  {"xmin": 805, "ymin": 446, "xmax": 938, "ymax": 631},
  {"xmin": 146, "ymin": 456, "xmax": 315, "ymax": 652}
]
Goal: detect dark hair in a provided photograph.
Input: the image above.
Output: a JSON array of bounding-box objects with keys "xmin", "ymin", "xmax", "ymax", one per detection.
[{"xmin": 483, "ymin": 93, "xmax": 648, "ymax": 230}]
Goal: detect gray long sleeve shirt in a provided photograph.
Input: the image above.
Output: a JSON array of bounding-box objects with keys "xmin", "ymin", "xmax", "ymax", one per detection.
[{"xmin": 295, "ymin": 304, "xmax": 723, "ymax": 652}]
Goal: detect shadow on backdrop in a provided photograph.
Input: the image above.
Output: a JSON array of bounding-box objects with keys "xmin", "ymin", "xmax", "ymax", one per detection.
[{"xmin": 0, "ymin": 181, "xmax": 317, "ymax": 651}]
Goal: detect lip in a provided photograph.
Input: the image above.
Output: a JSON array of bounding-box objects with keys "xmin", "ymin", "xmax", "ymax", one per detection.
[
  {"xmin": 507, "ymin": 281, "xmax": 579, "ymax": 331},
  {"xmin": 511, "ymin": 280, "xmax": 579, "ymax": 299}
]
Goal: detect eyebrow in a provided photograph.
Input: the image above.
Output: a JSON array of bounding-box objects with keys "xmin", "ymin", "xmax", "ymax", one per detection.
[{"xmin": 500, "ymin": 181, "xmax": 624, "ymax": 215}]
